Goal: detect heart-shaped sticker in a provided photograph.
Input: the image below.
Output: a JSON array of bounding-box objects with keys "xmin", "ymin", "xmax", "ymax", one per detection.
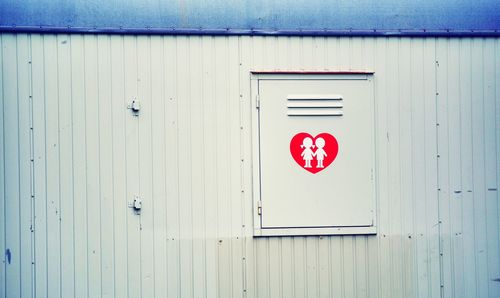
[{"xmin": 290, "ymin": 132, "xmax": 339, "ymax": 174}]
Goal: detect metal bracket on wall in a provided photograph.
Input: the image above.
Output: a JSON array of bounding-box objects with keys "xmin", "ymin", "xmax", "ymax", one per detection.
[
  {"xmin": 128, "ymin": 196, "xmax": 142, "ymax": 214},
  {"xmin": 127, "ymin": 98, "xmax": 141, "ymax": 115}
]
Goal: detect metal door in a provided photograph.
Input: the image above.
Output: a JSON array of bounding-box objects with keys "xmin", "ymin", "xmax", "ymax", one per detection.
[{"xmin": 255, "ymin": 74, "xmax": 376, "ymax": 235}]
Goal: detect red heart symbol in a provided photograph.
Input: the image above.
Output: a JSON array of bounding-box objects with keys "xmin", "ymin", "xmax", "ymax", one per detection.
[{"xmin": 290, "ymin": 132, "xmax": 339, "ymax": 174}]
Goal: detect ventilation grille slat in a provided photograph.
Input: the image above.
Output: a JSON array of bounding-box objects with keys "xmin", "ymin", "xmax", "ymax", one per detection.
[{"xmin": 287, "ymin": 94, "xmax": 343, "ymax": 116}]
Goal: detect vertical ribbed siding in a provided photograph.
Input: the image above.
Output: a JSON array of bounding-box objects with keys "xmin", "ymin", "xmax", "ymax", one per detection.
[
  {"xmin": 0, "ymin": 34, "xmax": 499, "ymax": 298},
  {"xmin": 436, "ymin": 38, "xmax": 500, "ymax": 298},
  {"xmin": 241, "ymin": 37, "xmax": 441, "ymax": 298},
  {"xmin": 1, "ymin": 34, "xmax": 34, "ymax": 298}
]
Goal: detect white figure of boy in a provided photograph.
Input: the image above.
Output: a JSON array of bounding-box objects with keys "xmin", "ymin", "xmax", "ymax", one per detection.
[
  {"xmin": 300, "ymin": 137, "xmax": 315, "ymax": 168},
  {"xmin": 314, "ymin": 137, "xmax": 327, "ymax": 168}
]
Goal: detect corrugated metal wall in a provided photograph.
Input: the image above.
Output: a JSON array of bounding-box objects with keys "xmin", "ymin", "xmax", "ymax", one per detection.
[{"xmin": 0, "ymin": 34, "xmax": 498, "ymax": 298}]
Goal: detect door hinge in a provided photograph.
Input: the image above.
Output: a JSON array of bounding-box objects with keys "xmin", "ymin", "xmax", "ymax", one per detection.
[
  {"xmin": 257, "ymin": 201, "xmax": 262, "ymax": 215},
  {"xmin": 255, "ymin": 94, "xmax": 260, "ymax": 109}
]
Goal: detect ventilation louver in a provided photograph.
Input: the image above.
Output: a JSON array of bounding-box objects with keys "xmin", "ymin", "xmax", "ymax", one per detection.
[{"xmin": 286, "ymin": 94, "xmax": 343, "ymax": 116}]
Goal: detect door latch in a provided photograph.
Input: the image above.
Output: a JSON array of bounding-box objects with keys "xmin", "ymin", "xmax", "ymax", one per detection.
[{"xmin": 129, "ymin": 196, "xmax": 142, "ymax": 214}]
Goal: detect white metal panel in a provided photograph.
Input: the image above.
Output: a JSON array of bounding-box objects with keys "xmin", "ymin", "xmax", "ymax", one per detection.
[
  {"xmin": 0, "ymin": 34, "xmax": 32, "ymax": 298},
  {"xmin": 30, "ymin": 34, "xmax": 47, "ymax": 298},
  {"xmin": 149, "ymin": 34, "xmax": 168, "ymax": 298},
  {"xmin": 68, "ymin": 34, "xmax": 89, "ymax": 298},
  {"xmin": 2, "ymin": 33, "xmax": 22, "ymax": 298},
  {"xmin": 56, "ymin": 33, "xmax": 74, "ymax": 298},
  {"xmin": 136, "ymin": 35, "xmax": 155, "ymax": 298},
  {"xmin": 83, "ymin": 34, "xmax": 102, "ymax": 298},
  {"xmin": 0, "ymin": 34, "xmax": 499, "ymax": 298},
  {"xmin": 436, "ymin": 37, "xmax": 500, "ymax": 298},
  {"xmin": 200, "ymin": 36, "xmax": 219, "ymax": 298},
  {"xmin": 122, "ymin": 35, "xmax": 142, "ymax": 298},
  {"xmin": 96, "ymin": 34, "xmax": 115, "ymax": 298},
  {"xmin": 255, "ymin": 76, "xmax": 376, "ymax": 232},
  {"xmin": 109, "ymin": 34, "xmax": 129, "ymax": 298}
]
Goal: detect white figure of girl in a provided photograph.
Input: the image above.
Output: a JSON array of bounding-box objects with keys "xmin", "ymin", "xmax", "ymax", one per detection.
[
  {"xmin": 300, "ymin": 137, "xmax": 315, "ymax": 168},
  {"xmin": 314, "ymin": 137, "xmax": 327, "ymax": 168}
]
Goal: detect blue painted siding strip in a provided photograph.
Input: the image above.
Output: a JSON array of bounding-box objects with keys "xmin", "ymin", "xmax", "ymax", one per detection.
[
  {"xmin": 0, "ymin": 26, "xmax": 499, "ymax": 37},
  {"xmin": 0, "ymin": 0, "xmax": 499, "ymax": 36}
]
